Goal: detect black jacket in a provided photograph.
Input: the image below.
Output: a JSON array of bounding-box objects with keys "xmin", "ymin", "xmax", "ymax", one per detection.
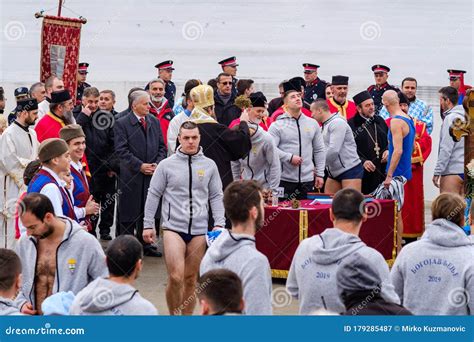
[
  {"xmin": 342, "ymin": 292, "xmax": 412, "ymax": 316},
  {"xmin": 214, "ymin": 92, "xmax": 241, "ymax": 127}
]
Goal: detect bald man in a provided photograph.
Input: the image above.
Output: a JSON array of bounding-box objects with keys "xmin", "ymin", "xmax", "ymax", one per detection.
[{"xmin": 382, "ymin": 90, "xmax": 415, "ymax": 250}]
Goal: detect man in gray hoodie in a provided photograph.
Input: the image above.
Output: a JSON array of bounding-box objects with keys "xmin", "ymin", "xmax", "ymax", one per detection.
[
  {"xmin": 269, "ymin": 83, "xmax": 326, "ymax": 199},
  {"xmin": 433, "ymin": 86, "xmax": 465, "ymax": 195},
  {"xmin": 15, "ymin": 193, "xmax": 107, "ymax": 315},
  {"xmin": 200, "ymin": 180, "xmax": 273, "ymax": 315},
  {"xmin": 231, "ymin": 92, "xmax": 281, "ymax": 190},
  {"xmin": 0, "ymin": 248, "xmax": 23, "ymax": 315},
  {"xmin": 311, "ymin": 99, "xmax": 362, "ymax": 194},
  {"xmin": 70, "ymin": 235, "xmax": 158, "ymax": 315},
  {"xmin": 143, "ymin": 121, "xmax": 225, "ymax": 315},
  {"xmin": 391, "ymin": 193, "xmax": 474, "ymax": 315},
  {"xmin": 286, "ymin": 188, "xmax": 399, "ymax": 314}
]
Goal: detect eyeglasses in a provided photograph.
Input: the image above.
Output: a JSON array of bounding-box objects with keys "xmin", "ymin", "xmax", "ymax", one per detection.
[{"xmin": 220, "ymin": 82, "xmax": 233, "ymax": 86}]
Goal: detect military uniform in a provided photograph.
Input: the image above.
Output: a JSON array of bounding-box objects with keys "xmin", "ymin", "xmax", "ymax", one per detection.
[
  {"xmin": 7, "ymin": 87, "xmax": 29, "ymax": 125},
  {"xmin": 367, "ymin": 64, "xmax": 397, "ymax": 115},
  {"xmin": 76, "ymin": 63, "xmax": 91, "ymax": 106},
  {"xmin": 218, "ymin": 56, "xmax": 239, "ymax": 96},
  {"xmin": 155, "ymin": 60, "xmax": 176, "ymax": 108},
  {"xmin": 302, "ymin": 63, "xmax": 327, "ymax": 104}
]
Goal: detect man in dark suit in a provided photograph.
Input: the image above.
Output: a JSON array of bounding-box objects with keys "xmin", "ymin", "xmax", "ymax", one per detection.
[
  {"xmin": 114, "ymin": 90, "xmax": 167, "ymax": 257},
  {"xmin": 213, "ymin": 73, "xmax": 241, "ymax": 126}
]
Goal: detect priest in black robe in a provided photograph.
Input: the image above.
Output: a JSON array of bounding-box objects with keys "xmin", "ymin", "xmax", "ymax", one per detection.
[{"xmin": 348, "ymin": 91, "xmax": 389, "ymax": 194}]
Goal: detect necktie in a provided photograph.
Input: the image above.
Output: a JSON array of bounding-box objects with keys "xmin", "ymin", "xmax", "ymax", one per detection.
[{"xmin": 139, "ymin": 117, "xmax": 147, "ymax": 131}]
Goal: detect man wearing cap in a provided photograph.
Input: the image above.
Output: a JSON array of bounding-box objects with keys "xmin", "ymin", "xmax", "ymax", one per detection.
[
  {"xmin": 154, "ymin": 60, "xmax": 176, "ymax": 108},
  {"xmin": 214, "ymin": 73, "xmax": 241, "ymax": 126},
  {"xmin": 0, "ymin": 98, "xmax": 40, "ymax": 247},
  {"xmin": 59, "ymin": 125, "xmax": 100, "ymax": 236},
  {"xmin": 270, "ymin": 77, "xmax": 312, "ymax": 122},
  {"xmin": 76, "ymin": 62, "xmax": 91, "ymax": 107},
  {"xmin": 147, "ymin": 79, "xmax": 174, "ymax": 146},
  {"xmin": 189, "ymin": 84, "xmax": 251, "ymax": 194},
  {"xmin": 447, "ymin": 69, "xmax": 472, "ymax": 104},
  {"xmin": 7, "ymin": 87, "xmax": 29, "ymax": 125},
  {"xmin": 368, "ymin": 64, "xmax": 398, "ymax": 116},
  {"xmin": 231, "ymin": 92, "xmax": 281, "ymax": 190},
  {"xmin": 38, "ymin": 76, "xmax": 65, "ymax": 120},
  {"xmin": 269, "ymin": 85, "xmax": 326, "ymax": 199},
  {"xmin": 27, "ymin": 138, "xmax": 77, "ymax": 220},
  {"xmin": 385, "ymin": 92, "xmax": 432, "ymax": 243},
  {"xmin": 379, "ymin": 77, "xmax": 434, "ymax": 134},
  {"xmin": 218, "ymin": 56, "xmax": 239, "ymax": 95},
  {"xmin": 76, "ymin": 88, "xmax": 118, "ymax": 240},
  {"xmin": 114, "ymin": 90, "xmax": 167, "ymax": 257},
  {"xmin": 303, "ymin": 63, "xmax": 327, "ymax": 104},
  {"xmin": 327, "ymin": 76, "xmax": 357, "ymax": 120},
  {"xmin": 348, "ymin": 91, "xmax": 389, "ymax": 194},
  {"xmin": 35, "ymin": 90, "xmax": 74, "ymax": 142}
]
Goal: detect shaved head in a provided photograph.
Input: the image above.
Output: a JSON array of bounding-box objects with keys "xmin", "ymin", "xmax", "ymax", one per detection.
[{"xmin": 382, "ymin": 90, "xmax": 399, "ymax": 106}]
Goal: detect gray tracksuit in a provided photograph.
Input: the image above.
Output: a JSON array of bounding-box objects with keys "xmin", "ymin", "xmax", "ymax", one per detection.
[
  {"xmin": 321, "ymin": 114, "xmax": 361, "ymax": 178},
  {"xmin": 15, "ymin": 217, "xmax": 108, "ymax": 310},
  {"xmin": 286, "ymin": 228, "xmax": 399, "ymax": 314},
  {"xmin": 0, "ymin": 297, "xmax": 23, "ymax": 315},
  {"xmin": 143, "ymin": 146, "xmax": 225, "ymax": 234},
  {"xmin": 69, "ymin": 278, "xmax": 158, "ymax": 315},
  {"xmin": 434, "ymin": 105, "xmax": 465, "ymax": 175},
  {"xmin": 390, "ymin": 219, "xmax": 474, "ymax": 315},
  {"xmin": 231, "ymin": 126, "xmax": 281, "ymax": 189},
  {"xmin": 269, "ymin": 112, "xmax": 326, "ymax": 182},
  {"xmin": 200, "ymin": 229, "xmax": 273, "ymax": 315}
]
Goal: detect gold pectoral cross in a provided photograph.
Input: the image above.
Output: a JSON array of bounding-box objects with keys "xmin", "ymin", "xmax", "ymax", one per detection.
[{"xmin": 374, "ymin": 143, "xmax": 381, "ymax": 159}]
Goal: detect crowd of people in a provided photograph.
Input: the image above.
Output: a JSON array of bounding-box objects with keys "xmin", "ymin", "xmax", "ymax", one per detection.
[{"xmin": 0, "ymin": 57, "xmax": 472, "ymax": 316}]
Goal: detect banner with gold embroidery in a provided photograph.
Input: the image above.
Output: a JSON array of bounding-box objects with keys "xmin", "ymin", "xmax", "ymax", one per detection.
[{"xmin": 40, "ymin": 16, "xmax": 84, "ymax": 104}]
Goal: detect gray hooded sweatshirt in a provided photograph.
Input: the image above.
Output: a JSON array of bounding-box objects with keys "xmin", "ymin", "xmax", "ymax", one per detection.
[
  {"xmin": 143, "ymin": 146, "xmax": 225, "ymax": 234},
  {"xmin": 200, "ymin": 229, "xmax": 273, "ymax": 315},
  {"xmin": 390, "ymin": 219, "xmax": 474, "ymax": 315},
  {"xmin": 321, "ymin": 114, "xmax": 361, "ymax": 178},
  {"xmin": 15, "ymin": 217, "xmax": 108, "ymax": 310},
  {"xmin": 269, "ymin": 112, "xmax": 326, "ymax": 183},
  {"xmin": 69, "ymin": 278, "xmax": 158, "ymax": 315},
  {"xmin": 286, "ymin": 228, "xmax": 399, "ymax": 314},
  {"xmin": 0, "ymin": 297, "xmax": 23, "ymax": 315},
  {"xmin": 434, "ymin": 105, "xmax": 465, "ymax": 175},
  {"xmin": 231, "ymin": 125, "xmax": 281, "ymax": 189}
]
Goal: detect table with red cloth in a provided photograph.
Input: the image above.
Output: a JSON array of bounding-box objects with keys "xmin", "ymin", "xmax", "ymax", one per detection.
[{"xmin": 255, "ymin": 199, "xmax": 397, "ymax": 278}]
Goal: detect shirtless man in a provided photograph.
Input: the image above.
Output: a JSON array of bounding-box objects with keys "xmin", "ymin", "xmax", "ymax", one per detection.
[{"xmin": 15, "ymin": 193, "xmax": 107, "ymax": 314}]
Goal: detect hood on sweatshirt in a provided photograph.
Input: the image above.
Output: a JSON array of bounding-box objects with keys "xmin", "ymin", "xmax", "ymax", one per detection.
[
  {"xmin": 206, "ymin": 229, "xmax": 256, "ymax": 262},
  {"xmin": 75, "ymin": 278, "xmax": 138, "ymax": 313},
  {"xmin": 312, "ymin": 228, "xmax": 366, "ymax": 265},
  {"xmin": 422, "ymin": 219, "xmax": 472, "ymax": 248},
  {"xmin": 0, "ymin": 298, "xmax": 23, "ymax": 315}
]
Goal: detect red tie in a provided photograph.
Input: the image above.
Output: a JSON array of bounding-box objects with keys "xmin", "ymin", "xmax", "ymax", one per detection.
[{"xmin": 139, "ymin": 117, "xmax": 147, "ymax": 130}]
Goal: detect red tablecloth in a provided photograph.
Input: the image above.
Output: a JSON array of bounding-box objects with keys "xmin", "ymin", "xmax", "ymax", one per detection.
[{"xmin": 256, "ymin": 199, "xmax": 397, "ymax": 278}]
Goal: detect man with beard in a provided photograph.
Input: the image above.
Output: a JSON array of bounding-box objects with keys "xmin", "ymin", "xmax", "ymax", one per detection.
[
  {"xmin": 15, "ymin": 193, "xmax": 107, "ymax": 315},
  {"xmin": 367, "ymin": 64, "xmax": 398, "ymax": 115},
  {"xmin": 147, "ymin": 79, "xmax": 174, "ymax": 146},
  {"xmin": 327, "ymin": 75, "xmax": 357, "ymax": 120},
  {"xmin": 38, "ymin": 76, "xmax": 65, "ymax": 120},
  {"xmin": 35, "ymin": 90, "xmax": 74, "ymax": 142},
  {"xmin": 76, "ymin": 87, "xmax": 118, "ymax": 239},
  {"xmin": 200, "ymin": 180, "xmax": 272, "ymax": 315},
  {"xmin": 348, "ymin": 91, "xmax": 389, "ymax": 194},
  {"xmin": 154, "ymin": 60, "xmax": 176, "ymax": 108},
  {"xmin": 0, "ymin": 98, "xmax": 40, "ymax": 247},
  {"xmin": 303, "ymin": 63, "xmax": 327, "ymax": 103}
]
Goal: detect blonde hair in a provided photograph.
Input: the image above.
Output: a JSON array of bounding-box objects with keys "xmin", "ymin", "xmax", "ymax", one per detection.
[{"xmin": 431, "ymin": 193, "xmax": 466, "ymax": 227}]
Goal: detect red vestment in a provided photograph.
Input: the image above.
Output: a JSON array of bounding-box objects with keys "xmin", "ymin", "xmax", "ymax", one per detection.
[{"xmin": 327, "ymin": 98, "xmax": 357, "ymax": 120}]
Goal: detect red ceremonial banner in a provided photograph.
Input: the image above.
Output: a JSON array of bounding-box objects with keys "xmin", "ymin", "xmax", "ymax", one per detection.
[{"xmin": 40, "ymin": 16, "xmax": 83, "ymax": 104}]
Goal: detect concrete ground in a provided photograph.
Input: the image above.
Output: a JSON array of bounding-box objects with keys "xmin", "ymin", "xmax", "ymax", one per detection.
[{"xmin": 99, "ymin": 204, "xmax": 433, "ymax": 315}]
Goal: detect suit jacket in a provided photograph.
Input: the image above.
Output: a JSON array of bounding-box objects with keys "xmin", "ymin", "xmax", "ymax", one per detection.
[{"xmin": 114, "ymin": 113, "xmax": 167, "ymax": 222}]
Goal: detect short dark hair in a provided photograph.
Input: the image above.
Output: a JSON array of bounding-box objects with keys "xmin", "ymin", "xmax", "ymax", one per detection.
[
  {"xmin": 311, "ymin": 98, "xmax": 329, "ymax": 110},
  {"xmin": 100, "ymin": 89, "xmax": 116, "ymax": 100},
  {"xmin": 23, "ymin": 159, "xmax": 42, "ymax": 186},
  {"xmin": 83, "ymin": 87, "xmax": 100, "ymax": 98},
  {"xmin": 179, "ymin": 121, "xmax": 198, "ymax": 134},
  {"xmin": 332, "ymin": 188, "xmax": 365, "ymax": 223},
  {"xmin": 20, "ymin": 193, "xmax": 55, "ymax": 220},
  {"xmin": 431, "ymin": 193, "xmax": 465, "ymax": 227},
  {"xmin": 0, "ymin": 249, "xmax": 22, "ymax": 291},
  {"xmin": 401, "ymin": 77, "xmax": 417, "ymax": 88},
  {"xmin": 439, "ymin": 86, "xmax": 459, "ymax": 106},
  {"xmin": 236, "ymin": 79, "xmax": 254, "ymax": 96},
  {"xmin": 224, "ymin": 180, "xmax": 262, "ymax": 225},
  {"xmin": 197, "ymin": 269, "xmax": 243, "ymax": 314},
  {"xmin": 106, "ymin": 235, "xmax": 143, "ymax": 277},
  {"xmin": 217, "ymin": 73, "xmax": 232, "ymax": 83}
]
